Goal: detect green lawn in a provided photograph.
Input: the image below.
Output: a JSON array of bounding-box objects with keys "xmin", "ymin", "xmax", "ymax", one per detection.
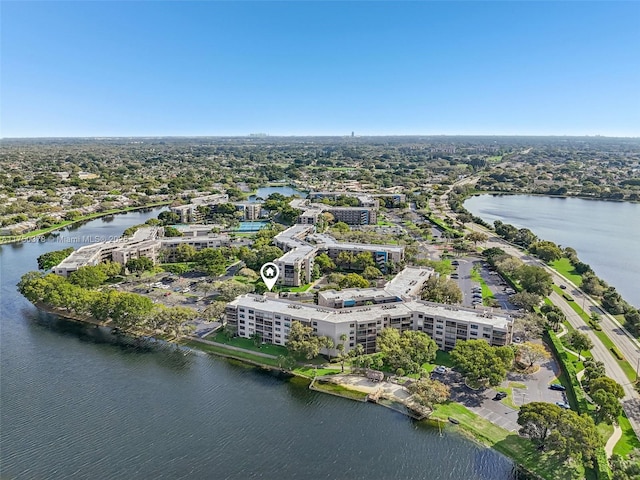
[
  {"xmin": 281, "ymin": 283, "xmax": 313, "ymax": 293},
  {"xmin": 431, "ymin": 402, "xmax": 585, "ymax": 480},
  {"xmin": 183, "ymin": 340, "xmax": 282, "ymax": 367},
  {"xmin": 550, "ymin": 258, "xmax": 583, "ymax": 287},
  {"xmin": 210, "ymin": 333, "xmax": 289, "ymax": 357},
  {"xmin": 614, "ymin": 413, "xmax": 640, "ymax": 457},
  {"xmin": 509, "ymin": 381, "xmax": 527, "ymax": 389},
  {"xmin": 312, "ymin": 380, "xmax": 368, "ymax": 400},
  {"xmin": 494, "ymin": 386, "xmax": 520, "ymax": 410},
  {"xmin": 596, "ymin": 422, "xmax": 615, "ymax": 444},
  {"xmin": 470, "ymin": 267, "xmax": 495, "ymax": 305},
  {"xmin": 293, "ymin": 366, "xmax": 342, "ymax": 378}
]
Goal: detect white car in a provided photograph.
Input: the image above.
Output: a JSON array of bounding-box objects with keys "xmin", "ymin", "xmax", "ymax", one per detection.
[{"xmin": 433, "ymin": 366, "xmax": 447, "ymax": 374}]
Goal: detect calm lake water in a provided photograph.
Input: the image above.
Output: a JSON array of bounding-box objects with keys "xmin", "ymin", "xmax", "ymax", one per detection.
[
  {"xmin": 464, "ymin": 195, "xmax": 640, "ymax": 307},
  {"xmin": 0, "ymin": 208, "xmax": 519, "ymax": 479},
  {"xmin": 249, "ymin": 185, "xmax": 307, "ymax": 202}
]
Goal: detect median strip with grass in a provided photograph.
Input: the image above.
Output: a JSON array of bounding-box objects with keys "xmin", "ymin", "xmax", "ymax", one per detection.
[{"xmin": 553, "ymin": 286, "xmax": 637, "ymax": 383}]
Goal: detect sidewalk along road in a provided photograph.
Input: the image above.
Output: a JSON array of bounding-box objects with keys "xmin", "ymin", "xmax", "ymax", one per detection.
[{"xmin": 550, "ymin": 291, "xmax": 640, "ymax": 439}]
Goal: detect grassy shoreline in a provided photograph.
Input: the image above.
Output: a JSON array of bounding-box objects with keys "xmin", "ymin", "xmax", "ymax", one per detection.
[{"xmin": 0, "ymin": 201, "xmax": 171, "ymax": 245}]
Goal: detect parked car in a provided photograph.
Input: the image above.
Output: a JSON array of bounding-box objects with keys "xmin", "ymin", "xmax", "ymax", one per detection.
[
  {"xmin": 513, "ymin": 336, "xmax": 522, "ymax": 343},
  {"xmin": 549, "ymin": 384, "xmax": 566, "ymax": 391},
  {"xmin": 493, "ymin": 392, "xmax": 507, "ymax": 400},
  {"xmin": 433, "ymin": 366, "xmax": 447, "ymax": 374},
  {"xmin": 556, "ymin": 401, "xmax": 571, "ymax": 409}
]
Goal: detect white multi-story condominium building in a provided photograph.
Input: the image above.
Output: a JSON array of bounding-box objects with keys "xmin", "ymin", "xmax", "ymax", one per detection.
[
  {"xmin": 309, "ymin": 233, "xmax": 404, "ymax": 271},
  {"xmin": 318, "ymin": 266, "xmax": 434, "ymax": 308},
  {"xmin": 273, "ymin": 225, "xmax": 317, "ymax": 286},
  {"xmin": 53, "ymin": 226, "xmax": 231, "ymax": 275},
  {"xmin": 272, "ymin": 225, "xmax": 405, "ymax": 287},
  {"xmin": 233, "ymin": 202, "xmax": 262, "ymax": 220},
  {"xmin": 325, "ymin": 206, "xmax": 377, "ymax": 225},
  {"xmin": 170, "ymin": 193, "xmax": 229, "ymax": 223},
  {"xmin": 53, "ymin": 227, "xmax": 162, "ymax": 276},
  {"xmin": 225, "ymin": 292, "xmax": 513, "ymax": 355}
]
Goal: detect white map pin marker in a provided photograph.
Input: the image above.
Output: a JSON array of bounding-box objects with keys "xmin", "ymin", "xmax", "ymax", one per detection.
[{"xmin": 260, "ymin": 262, "xmax": 280, "ymax": 291}]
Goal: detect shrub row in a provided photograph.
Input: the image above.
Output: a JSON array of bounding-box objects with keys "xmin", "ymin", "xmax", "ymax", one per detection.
[
  {"xmin": 610, "ymin": 346, "xmax": 624, "ymax": 361},
  {"xmin": 593, "ymin": 447, "xmax": 612, "ymax": 480},
  {"xmin": 546, "ymin": 329, "xmax": 589, "ymax": 414},
  {"xmin": 588, "ymin": 320, "xmax": 603, "ymax": 331}
]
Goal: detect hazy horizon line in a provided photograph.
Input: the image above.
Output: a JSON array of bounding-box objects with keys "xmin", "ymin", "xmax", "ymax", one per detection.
[{"xmin": 3, "ymin": 133, "xmax": 639, "ymax": 140}]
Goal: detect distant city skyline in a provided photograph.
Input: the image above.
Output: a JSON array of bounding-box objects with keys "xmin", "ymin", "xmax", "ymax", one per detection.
[{"xmin": 2, "ymin": 1, "xmax": 639, "ymax": 138}]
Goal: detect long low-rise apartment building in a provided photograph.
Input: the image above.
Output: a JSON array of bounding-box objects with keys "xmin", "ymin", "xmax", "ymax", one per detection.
[
  {"xmin": 318, "ymin": 266, "xmax": 434, "ymax": 308},
  {"xmin": 53, "ymin": 226, "xmax": 230, "ymax": 275},
  {"xmin": 225, "ymin": 292, "xmax": 513, "ymax": 355},
  {"xmin": 54, "ymin": 227, "xmax": 162, "ymax": 276},
  {"xmin": 272, "ymin": 225, "xmax": 404, "ymax": 287}
]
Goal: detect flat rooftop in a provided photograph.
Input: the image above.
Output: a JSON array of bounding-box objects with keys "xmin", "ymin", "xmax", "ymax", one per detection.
[
  {"xmin": 230, "ymin": 293, "xmax": 513, "ymax": 329},
  {"xmin": 384, "ymin": 266, "xmax": 434, "ymax": 297}
]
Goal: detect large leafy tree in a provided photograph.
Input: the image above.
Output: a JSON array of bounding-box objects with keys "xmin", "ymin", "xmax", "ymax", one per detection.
[
  {"xmin": 214, "ymin": 279, "xmax": 254, "ymax": 302},
  {"xmin": 509, "ymin": 291, "xmax": 542, "ymax": 312},
  {"xmin": 420, "ymin": 275, "xmax": 463, "ymax": 304},
  {"xmin": 377, "ymin": 328, "xmax": 437, "ymax": 374},
  {"xmin": 517, "ymin": 342, "xmax": 550, "ymax": 368},
  {"xmin": 517, "ymin": 401, "xmax": 563, "ymax": 443},
  {"xmin": 338, "ymin": 273, "xmax": 370, "ymax": 289},
  {"xmin": 126, "ymin": 256, "xmax": 154, "ymax": 273},
  {"xmin": 529, "ymin": 241, "xmax": 563, "ymax": 262},
  {"xmin": 450, "ymin": 340, "xmax": 514, "ymax": 386},
  {"xmin": 37, "ymin": 248, "xmax": 74, "ymax": 270},
  {"xmin": 565, "ymin": 330, "xmax": 593, "ymax": 361},
  {"xmin": 193, "ymin": 248, "xmax": 227, "ymax": 276},
  {"xmin": 69, "ymin": 265, "xmax": 108, "ymax": 288},
  {"xmin": 407, "ymin": 378, "xmax": 450, "ymax": 408},
  {"xmin": 515, "ymin": 265, "xmax": 553, "ymax": 296},
  {"xmin": 287, "ymin": 321, "xmax": 324, "ymax": 360},
  {"xmin": 518, "ymin": 402, "xmax": 602, "ymax": 463}
]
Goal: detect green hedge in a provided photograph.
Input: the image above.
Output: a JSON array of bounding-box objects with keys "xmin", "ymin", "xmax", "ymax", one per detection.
[
  {"xmin": 588, "ymin": 320, "xmax": 603, "ymax": 331},
  {"xmin": 610, "ymin": 346, "xmax": 624, "ymax": 361},
  {"xmin": 593, "ymin": 447, "xmax": 612, "ymax": 480},
  {"xmin": 546, "ymin": 330, "xmax": 589, "ymax": 414}
]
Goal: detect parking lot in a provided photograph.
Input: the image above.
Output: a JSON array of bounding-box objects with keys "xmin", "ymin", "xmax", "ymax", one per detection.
[
  {"xmin": 452, "ymin": 257, "xmax": 517, "ymax": 311},
  {"xmin": 433, "ymin": 352, "xmax": 567, "ymax": 432}
]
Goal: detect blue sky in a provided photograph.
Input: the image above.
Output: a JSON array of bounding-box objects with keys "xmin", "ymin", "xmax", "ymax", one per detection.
[{"xmin": 2, "ymin": 1, "xmax": 639, "ymax": 137}]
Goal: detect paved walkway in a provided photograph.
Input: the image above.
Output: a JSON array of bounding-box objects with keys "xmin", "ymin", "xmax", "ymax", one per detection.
[
  {"xmin": 190, "ymin": 337, "xmax": 278, "ymax": 359},
  {"xmin": 605, "ymin": 424, "xmax": 623, "ymax": 458}
]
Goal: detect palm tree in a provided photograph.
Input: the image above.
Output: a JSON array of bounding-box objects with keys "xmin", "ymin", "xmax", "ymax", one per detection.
[{"xmin": 324, "ymin": 337, "xmax": 334, "ymax": 362}]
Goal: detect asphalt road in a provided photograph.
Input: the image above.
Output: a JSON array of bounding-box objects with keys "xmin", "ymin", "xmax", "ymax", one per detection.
[
  {"xmin": 439, "ymin": 175, "xmax": 640, "ymax": 437},
  {"xmin": 551, "ymin": 290, "xmax": 640, "ymax": 435}
]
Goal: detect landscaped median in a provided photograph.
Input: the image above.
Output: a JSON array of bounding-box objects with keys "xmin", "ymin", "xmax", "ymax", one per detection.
[{"xmin": 552, "ymin": 285, "xmax": 638, "ymax": 383}]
